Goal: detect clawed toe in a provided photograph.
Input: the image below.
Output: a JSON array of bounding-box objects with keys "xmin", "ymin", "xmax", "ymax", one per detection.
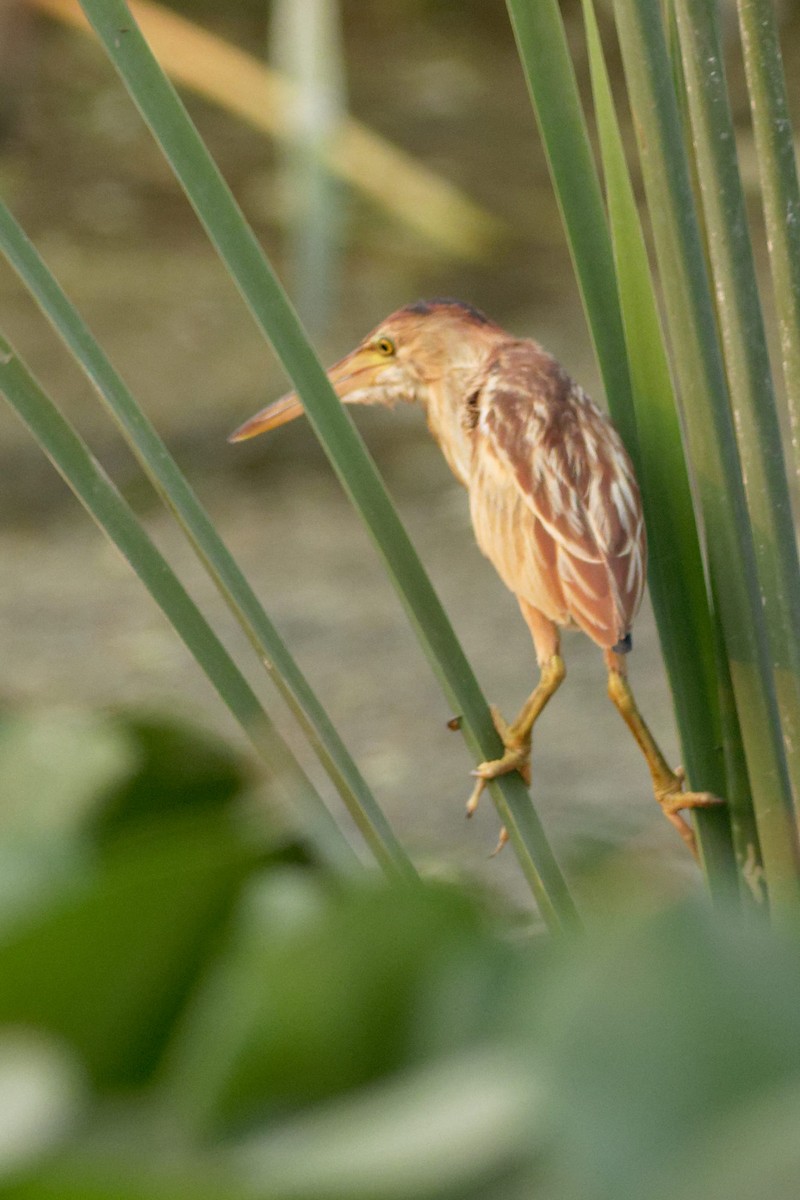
[
  {"xmin": 464, "ymin": 714, "xmax": 531, "ymax": 852},
  {"xmin": 662, "ymin": 790, "xmax": 723, "ymax": 816},
  {"xmin": 656, "ymin": 769, "xmax": 724, "ymax": 816},
  {"xmin": 490, "ymin": 826, "xmax": 509, "ymax": 856},
  {"xmin": 465, "ymin": 743, "xmax": 530, "ymax": 818},
  {"xmin": 655, "ymin": 769, "xmax": 726, "ymax": 859},
  {"xmin": 465, "ymin": 771, "xmax": 488, "ymax": 818}
]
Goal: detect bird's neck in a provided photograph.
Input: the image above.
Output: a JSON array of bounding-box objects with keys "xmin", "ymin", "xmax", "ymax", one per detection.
[{"xmin": 422, "ymin": 368, "xmax": 481, "ymax": 488}]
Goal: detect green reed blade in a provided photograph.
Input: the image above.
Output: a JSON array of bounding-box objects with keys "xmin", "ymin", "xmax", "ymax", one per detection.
[
  {"xmin": 672, "ymin": 0, "xmax": 800, "ymax": 818},
  {"xmin": 736, "ymin": 0, "xmax": 800, "ymax": 481},
  {"xmin": 504, "ymin": 0, "xmax": 635, "ymax": 452},
  {"xmin": 580, "ymin": 0, "xmax": 737, "ymax": 894},
  {"xmin": 613, "ymin": 0, "xmax": 800, "ymax": 917}
]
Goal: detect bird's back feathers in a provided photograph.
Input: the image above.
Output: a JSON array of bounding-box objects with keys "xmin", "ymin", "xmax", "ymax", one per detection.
[{"xmin": 467, "ymin": 341, "xmax": 646, "ymax": 651}]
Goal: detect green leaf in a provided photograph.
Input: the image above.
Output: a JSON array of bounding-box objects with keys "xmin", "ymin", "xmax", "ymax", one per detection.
[
  {"xmin": 163, "ymin": 875, "xmax": 516, "ymax": 1134},
  {"xmin": 0, "ymin": 1033, "xmax": 86, "ymax": 1183},
  {"xmin": 527, "ymin": 901, "xmax": 800, "ymax": 1198},
  {"xmin": 87, "ymin": 713, "xmax": 251, "ymax": 843},
  {"xmin": 668, "ymin": 1082, "xmax": 800, "ymax": 1200},
  {"xmin": 231, "ymin": 1046, "xmax": 537, "ymax": 1200},
  {"xmin": 0, "ymin": 1166, "xmax": 252, "ymax": 1200},
  {"xmin": 0, "ymin": 710, "xmax": 135, "ymax": 843},
  {"xmin": 0, "ymin": 810, "xmax": 259, "ymax": 1089}
]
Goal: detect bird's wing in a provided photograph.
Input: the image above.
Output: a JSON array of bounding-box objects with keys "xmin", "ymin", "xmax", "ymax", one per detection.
[{"xmin": 470, "ymin": 345, "xmax": 646, "ymax": 647}]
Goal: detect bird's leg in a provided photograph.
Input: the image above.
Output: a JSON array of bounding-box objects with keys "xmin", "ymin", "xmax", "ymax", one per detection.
[
  {"xmin": 466, "ymin": 653, "xmax": 566, "ymax": 820},
  {"xmin": 605, "ymin": 652, "xmax": 723, "ymax": 857}
]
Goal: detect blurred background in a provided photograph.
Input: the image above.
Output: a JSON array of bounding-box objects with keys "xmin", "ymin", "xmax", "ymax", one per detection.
[{"xmin": 2, "ymin": 0, "xmax": 798, "ymax": 906}]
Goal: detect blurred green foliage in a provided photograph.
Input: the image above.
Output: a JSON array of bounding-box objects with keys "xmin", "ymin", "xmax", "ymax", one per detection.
[{"xmin": 0, "ymin": 707, "xmax": 799, "ymax": 1199}]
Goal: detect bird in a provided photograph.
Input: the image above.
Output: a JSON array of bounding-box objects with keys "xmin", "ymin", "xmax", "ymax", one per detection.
[{"xmin": 230, "ymin": 298, "xmax": 722, "ymax": 856}]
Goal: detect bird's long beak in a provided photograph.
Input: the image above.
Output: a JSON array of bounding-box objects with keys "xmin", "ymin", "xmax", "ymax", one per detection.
[{"xmin": 228, "ymin": 345, "xmax": 389, "ymax": 443}]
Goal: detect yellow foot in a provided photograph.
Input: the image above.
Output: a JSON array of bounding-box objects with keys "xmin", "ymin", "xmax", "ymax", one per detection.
[
  {"xmin": 656, "ymin": 767, "xmax": 725, "ymax": 859},
  {"xmin": 465, "ymin": 705, "xmax": 531, "ymax": 819}
]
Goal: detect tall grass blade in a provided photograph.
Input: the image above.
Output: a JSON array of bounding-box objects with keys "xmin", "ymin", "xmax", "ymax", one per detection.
[
  {"xmin": 0, "ymin": 202, "xmax": 415, "ymax": 882},
  {"xmin": 736, "ymin": 0, "xmax": 800, "ymax": 478},
  {"xmin": 75, "ymin": 0, "xmax": 579, "ymax": 931},
  {"xmin": 612, "ymin": 0, "xmax": 800, "ymax": 916},
  {"xmin": 0, "ymin": 334, "xmax": 359, "ymax": 879},
  {"xmin": 672, "ymin": 0, "xmax": 800, "ymax": 810},
  {"xmin": 504, "ymin": 0, "xmax": 634, "ymax": 450},
  {"xmin": 579, "ymin": 0, "xmax": 737, "ymax": 893}
]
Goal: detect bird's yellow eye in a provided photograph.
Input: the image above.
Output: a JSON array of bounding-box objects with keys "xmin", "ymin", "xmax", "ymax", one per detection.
[{"xmin": 376, "ymin": 336, "xmax": 395, "ymax": 356}]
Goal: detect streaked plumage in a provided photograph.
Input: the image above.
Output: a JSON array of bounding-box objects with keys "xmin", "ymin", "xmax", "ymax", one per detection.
[
  {"xmin": 467, "ymin": 340, "xmax": 646, "ymax": 655},
  {"xmin": 230, "ymin": 299, "xmax": 721, "ymax": 856}
]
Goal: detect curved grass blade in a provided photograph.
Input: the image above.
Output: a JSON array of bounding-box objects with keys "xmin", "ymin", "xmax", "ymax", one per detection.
[
  {"xmin": 612, "ymin": 0, "xmax": 800, "ymax": 917},
  {"xmin": 0, "ymin": 203, "xmax": 415, "ymax": 883},
  {"xmin": 580, "ymin": 0, "xmax": 737, "ymax": 895},
  {"xmin": 0, "ymin": 332, "xmax": 359, "ymax": 880},
  {"xmin": 75, "ymin": 0, "xmax": 579, "ymax": 932},
  {"xmin": 672, "ymin": 0, "xmax": 800, "ymax": 811},
  {"xmin": 736, "ymin": 0, "xmax": 800, "ymax": 478}
]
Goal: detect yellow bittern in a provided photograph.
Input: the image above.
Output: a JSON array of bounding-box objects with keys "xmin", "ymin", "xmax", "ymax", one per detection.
[{"xmin": 231, "ymin": 299, "xmax": 721, "ymax": 855}]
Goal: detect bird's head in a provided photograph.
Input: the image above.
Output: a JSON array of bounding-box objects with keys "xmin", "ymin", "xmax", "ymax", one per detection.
[{"xmin": 228, "ymin": 299, "xmax": 503, "ymax": 443}]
